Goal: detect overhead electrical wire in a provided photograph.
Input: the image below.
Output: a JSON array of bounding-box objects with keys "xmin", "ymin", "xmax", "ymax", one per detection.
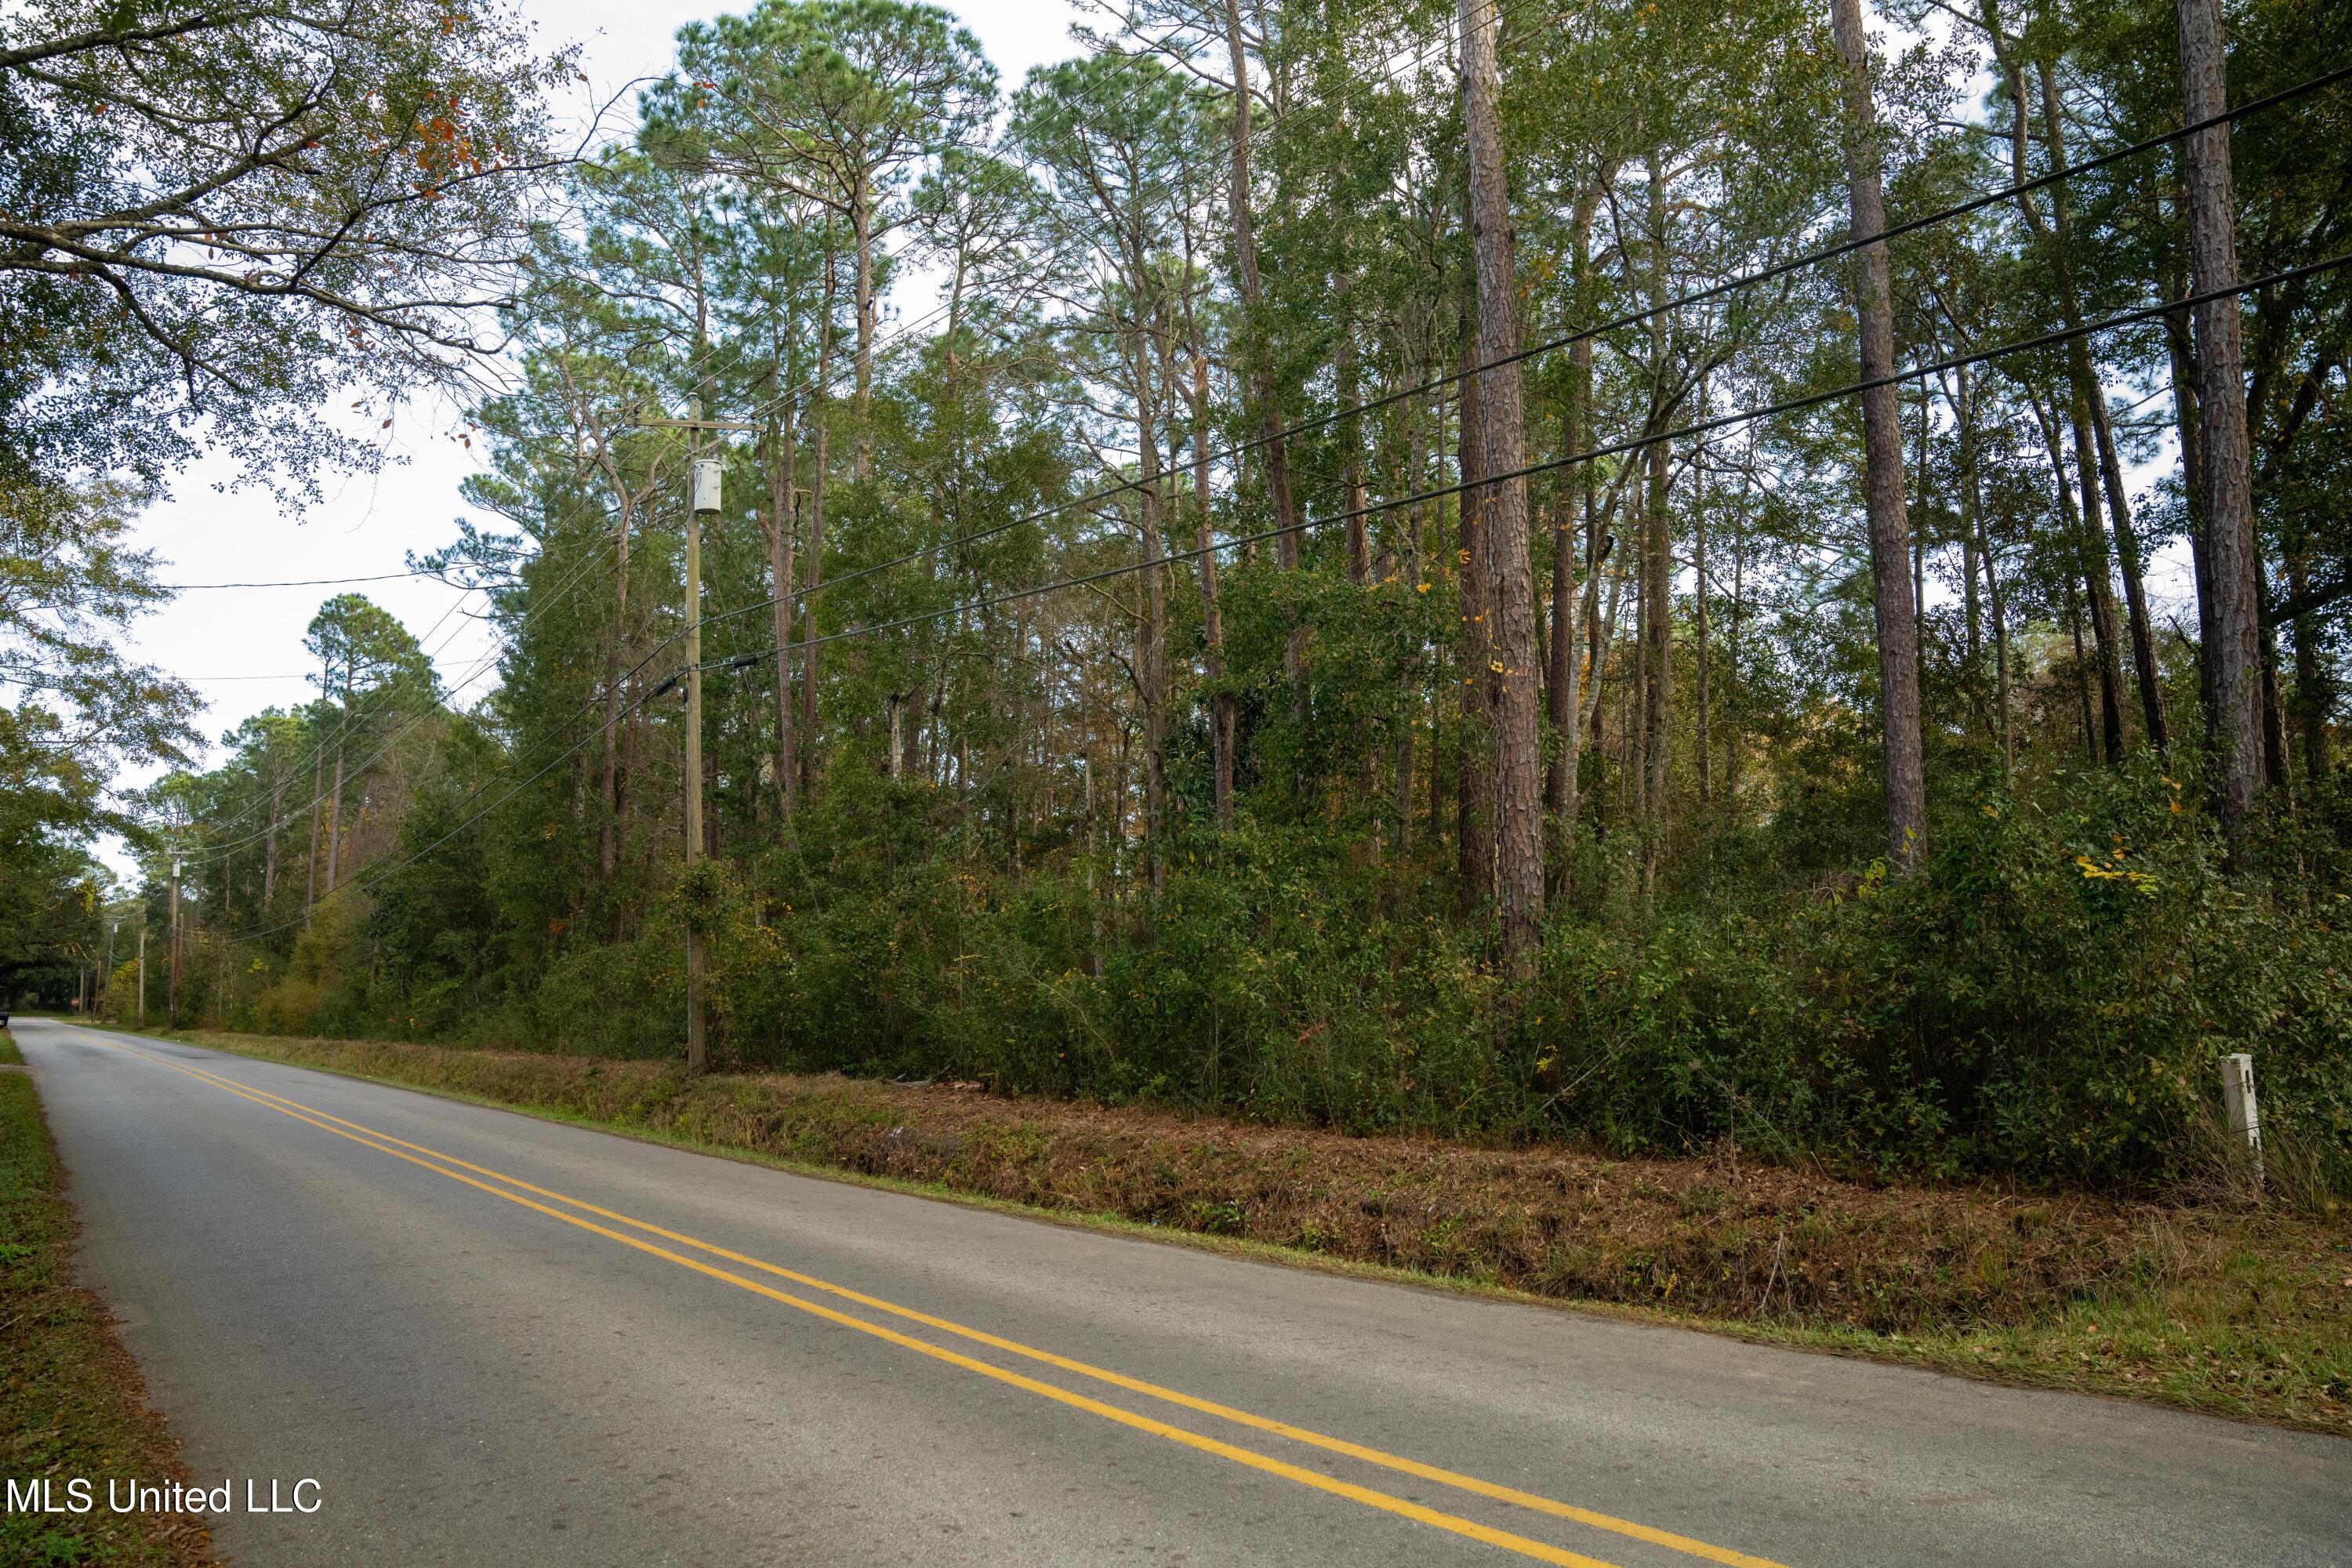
[
  {"xmin": 176, "ymin": 0, "xmax": 1584, "ymax": 878},
  {"xmin": 699, "ymin": 253, "xmax": 2351, "ymax": 677},
  {"xmin": 158, "ymin": 550, "xmax": 605, "ymax": 869},
  {"xmin": 198, "ymin": 248, "xmax": 2350, "ymax": 949},
  {"xmin": 147, "ymin": 275, "xmax": 885, "ymax": 866},
  {"xmin": 183, "ymin": 0, "xmax": 1554, "ymax": 937},
  {"xmin": 156, "ymin": 5, "xmax": 1327, "ymax": 888},
  {"xmin": 158, "ymin": 568, "xmax": 496, "ymax": 590},
  {"xmin": 724, "ymin": 56, "xmax": 2352, "ymax": 636},
  {"xmin": 136, "ymin": 316, "xmax": 779, "ymax": 861},
  {"xmin": 185, "ymin": 40, "xmax": 2346, "ymax": 935}
]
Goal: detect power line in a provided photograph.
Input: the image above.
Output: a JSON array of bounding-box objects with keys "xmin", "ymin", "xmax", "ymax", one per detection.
[
  {"xmin": 682, "ymin": 59, "xmax": 2352, "ymax": 653},
  {"xmin": 160, "ymin": 538, "xmax": 622, "ymax": 869},
  {"xmin": 187, "ymin": 40, "xmax": 2344, "ymax": 931},
  {"xmin": 131, "ymin": 308, "xmax": 792, "ymax": 862},
  {"xmin": 164, "ymin": 263, "xmax": 978, "ymax": 885},
  {"xmin": 702, "ymin": 253, "xmax": 2352, "ymax": 674},
  {"xmin": 209, "ymin": 0, "xmax": 1573, "ymax": 866},
  {"xmin": 141, "ymin": 232, "xmax": 924, "ymax": 867},
  {"xmin": 158, "ymin": 569, "xmax": 488, "ymax": 590},
  {"xmin": 331, "ymin": 56, "xmax": 2352, "ymax": 877},
  {"xmin": 200, "ymin": 251, "xmax": 2347, "ymax": 950}
]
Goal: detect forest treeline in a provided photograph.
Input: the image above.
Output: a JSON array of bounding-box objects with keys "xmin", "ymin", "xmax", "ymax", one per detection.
[{"xmin": 16, "ymin": 0, "xmax": 2352, "ymax": 1192}]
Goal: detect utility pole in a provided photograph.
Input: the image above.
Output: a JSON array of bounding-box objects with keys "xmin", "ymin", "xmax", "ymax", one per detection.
[
  {"xmin": 168, "ymin": 852, "xmax": 183, "ymax": 1030},
  {"xmin": 137, "ymin": 925, "xmax": 147, "ymax": 1025},
  {"xmin": 633, "ymin": 400, "xmax": 754, "ymax": 1073}
]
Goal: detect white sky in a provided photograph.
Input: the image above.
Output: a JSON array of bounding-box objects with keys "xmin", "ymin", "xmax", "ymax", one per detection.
[{"xmin": 98, "ymin": 0, "xmax": 1088, "ymax": 877}]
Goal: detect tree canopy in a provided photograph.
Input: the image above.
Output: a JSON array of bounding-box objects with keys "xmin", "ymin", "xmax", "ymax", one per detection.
[{"xmin": 56, "ymin": 0, "xmax": 2352, "ymax": 1193}]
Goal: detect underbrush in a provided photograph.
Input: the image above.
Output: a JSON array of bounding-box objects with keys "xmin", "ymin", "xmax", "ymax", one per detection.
[{"xmin": 219, "ymin": 764, "xmax": 2352, "ymax": 1198}]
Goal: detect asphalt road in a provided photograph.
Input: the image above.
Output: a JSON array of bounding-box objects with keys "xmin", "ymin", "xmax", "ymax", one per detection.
[{"xmin": 12, "ymin": 1017, "xmax": 2350, "ymax": 1568}]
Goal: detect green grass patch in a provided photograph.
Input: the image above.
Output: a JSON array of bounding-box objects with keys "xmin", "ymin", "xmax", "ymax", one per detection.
[{"xmin": 0, "ymin": 1033, "xmax": 214, "ymax": 1567}]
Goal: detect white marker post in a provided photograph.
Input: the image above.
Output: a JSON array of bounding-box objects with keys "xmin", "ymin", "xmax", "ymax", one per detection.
[{"xmin": 2219, "ymin": 1052, "xmax": 2263, "ymax": 1189}]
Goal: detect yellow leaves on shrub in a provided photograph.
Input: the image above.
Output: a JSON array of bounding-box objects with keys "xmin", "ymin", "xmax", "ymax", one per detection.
[{"xmin": 2076, "ymin": 846, "xmax": 2158, "ymax": 896}]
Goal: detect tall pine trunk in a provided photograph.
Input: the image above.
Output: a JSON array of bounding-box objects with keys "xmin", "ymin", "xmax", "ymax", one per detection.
[
  {"xmin": 2071, "ymin": 390, "xmax": 2129, "ymax": 760},
  {"xmin": 1545, "ymin": 192, "xmax": 1599, "ymax": 869},
  {"xmin": 851, "ymin": 183, "xmax": 874, "ymax": 484},
  {"xmin": 1132, "ymin": 325, "xmax": 1169, "ymax": 887},
  {"xmin": 600, "ymin": 486, "xmax": 633, "ymax": 878},
  {"xmin": 1455, "ymin": 287, "xmax": 1494, "ymax": 906},
  {"xmin": 1190, "ymin": 348, "xmax": 1234, "ymax": 827},
  {"xmin": 1832, "ymin": 0, "xmax": 1928, "ymax": 869},
  {"xmin": 325, "ymin": 737, "xmax": 345, "ymax": 893},
  {"xmin": 802, "ymin": 252, "xmax": 836, "ymax": 797},
  {"xmin": 2176, "ymin": 0, "xmax": 2265, "ymax": 854},
  {"xmin": 2037, "ymin": 60, "xmax": 2163, "ymax": 754},
  {"xmin": 307, "ymin": 677, "xmax": 324, "ymax": 912},
  {"xmin": 762, "ymin": 396, "xmax": 798, "ymax": 821},
  {"xmin": 1221, "ymin": 0, "xmax": 1298, "ymax": 561},
  {"xmin": 1461, "ymin": 0, "xmax": 1544, "ymax": 963}
]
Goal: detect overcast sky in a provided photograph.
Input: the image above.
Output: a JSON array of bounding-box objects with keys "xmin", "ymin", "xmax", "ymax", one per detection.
[{"xmin": 99, "ymin": 0, "xmax": 1087, "ymax": 877}]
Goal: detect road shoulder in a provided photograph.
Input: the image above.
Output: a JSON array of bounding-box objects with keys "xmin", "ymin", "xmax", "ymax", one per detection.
[{"xmin": 0, "ymin": 1025, "xmax": 220, "ymax": 1568}]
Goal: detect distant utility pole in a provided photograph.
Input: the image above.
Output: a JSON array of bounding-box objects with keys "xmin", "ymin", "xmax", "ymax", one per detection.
[
  {"xmin": 137, "ymin": 925, "xmax": 147, "ymax": 1025},
  {"xmin": 633, "ymin": 399, "xmax": 754, "ymax": 1074},
  {"xmin": 102, "ymin": 919, "xmax": 118, "ymax": 1019}
]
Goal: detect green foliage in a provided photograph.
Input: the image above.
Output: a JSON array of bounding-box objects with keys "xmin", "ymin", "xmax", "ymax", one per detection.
[
  {"xmin": 261, "ymin": 752, "xmax": 2350, "ymax": 1196},
  {"xmin": 0, "ymin": 476, "xmax": 188, "ymax": 990},
  {"xmin": 1533, "ymin": 765, "xmax": 2352, "ymax": 1189},
  {"xmin": 143, "ymin": 0, "xmax": 2352, "ymax": 1214},
  {"xmin": 0, "ymin": 0, "xmax": 572, "ymax": 488}
]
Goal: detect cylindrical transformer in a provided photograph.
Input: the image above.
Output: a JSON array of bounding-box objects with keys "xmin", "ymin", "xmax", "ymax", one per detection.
[{"xmin": 691, "ymin": 456, "xmax": 723, "ymax": 516}]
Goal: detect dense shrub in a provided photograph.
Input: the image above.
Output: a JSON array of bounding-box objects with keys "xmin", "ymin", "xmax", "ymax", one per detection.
[
  {"xmin": 213, "ymin": 760, "xmax": 2352, "ymax": 1196},
  {"xmin": 1532, "ymin": 764, "xmax": 2352, "ymax": 1189}
]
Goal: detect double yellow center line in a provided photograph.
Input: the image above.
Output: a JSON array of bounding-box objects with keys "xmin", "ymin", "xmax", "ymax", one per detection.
[{"xmin": 79, "ymin": 1033, "xmax": 1791, "ymax": 1568}]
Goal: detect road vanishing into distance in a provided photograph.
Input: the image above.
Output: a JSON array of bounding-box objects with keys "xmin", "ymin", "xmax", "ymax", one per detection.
[{"xmin": 13, "ymin": 1017, "xmax": 2350, "ymax": 1568}]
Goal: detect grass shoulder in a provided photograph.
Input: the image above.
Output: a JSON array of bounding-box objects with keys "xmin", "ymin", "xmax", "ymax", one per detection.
[
  {"xmin": 0, "ymin": 1026, "xmax": 217, "ymax": 1567},
  {"xmin": 113, "ymin": 1022, "xmax": 2352, "ymax": 1439}
]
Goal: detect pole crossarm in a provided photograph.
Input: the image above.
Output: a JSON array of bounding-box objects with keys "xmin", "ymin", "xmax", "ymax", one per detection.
[{"xmin": 626, "ymin": 414, "xmax": 763, "ymax": 433}]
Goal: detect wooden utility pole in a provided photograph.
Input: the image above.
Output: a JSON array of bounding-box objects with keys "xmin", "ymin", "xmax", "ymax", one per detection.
[
  {"xmin": 1831, "ymin": 0, "xmax": 1927, "ymax": 870},
  {"xmin": 638, "ymin": 401, "xmax": 756, "ymax": 1073},
  {"xmin": 137, "ymin": 925, "xmax": 146, "ymax": 1025},
  {"xmin": 2175, "ymin": 0, "xmax": 2263, "ymax": 855},
  {"xmin": 688, "ymin": 428, "xmax": 706, "ymax": 1073}
]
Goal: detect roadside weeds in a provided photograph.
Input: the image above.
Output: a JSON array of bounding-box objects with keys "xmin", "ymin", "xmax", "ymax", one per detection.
[
  {"xmin": 0, "ymin": 1027, "xmax": 219, "ymax": 1568},
  {"xmin": 103, "ymin": 1023, "xmax": 2352, "ymax": 1439}
]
